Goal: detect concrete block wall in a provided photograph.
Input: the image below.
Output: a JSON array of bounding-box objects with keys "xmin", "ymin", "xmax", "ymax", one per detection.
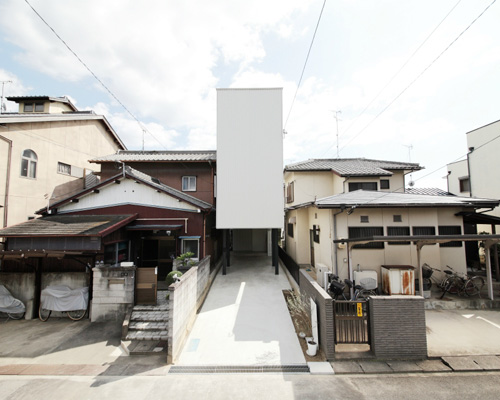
[
  {"xmin": 369, "ymin": 295, "xmax": 427, "ymax": 359},
  {"xmin": 196, "ymin": 256, "xmax": 210, "ymax": 308},
  {"xmin": 299, "ymin": 270, "xmax": 335, "ymax": 360},
  {"xmin": 0, "ymin": 273, "xmax": 35, "ymax": 319},
  {"xmin": 91, "ymin": 265, "xmax": 136, "ymax": 322}
]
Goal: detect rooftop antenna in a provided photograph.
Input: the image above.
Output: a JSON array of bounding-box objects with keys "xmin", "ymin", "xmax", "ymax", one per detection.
[
  {"xmin": 332, "ymin": 110, "xmax": 341, "ymax": 158},
  {"xmin": 0, "ymin": 80, "xmax": 12, "ymax": 114},
  {"xmin": 403, "ymin": 144, "xmax": 415, "ymax": 187},
  {"xmin": 142, "ymin": 127, "xmax": 146, "ymax": 152}
]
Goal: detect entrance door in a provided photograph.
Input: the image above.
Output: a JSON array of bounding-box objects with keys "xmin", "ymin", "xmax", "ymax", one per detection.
[
  {"xmin": 310, "ymin": 230, "xmax": 315, "ymax": 267},
  {"xmin": 141, "ymin": 236, "xmax": 176, "ymax": 280}
]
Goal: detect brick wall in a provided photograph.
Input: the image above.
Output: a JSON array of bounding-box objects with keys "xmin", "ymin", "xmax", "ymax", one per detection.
[
  {"xmin": 369, "ymin": 295, "xmax": 427, "ymax": 359},
  {"xmin": 298, "ymin": 270, "xmax": 335, "ymax": 360}
]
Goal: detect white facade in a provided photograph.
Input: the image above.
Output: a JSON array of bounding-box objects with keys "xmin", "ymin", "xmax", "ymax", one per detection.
[{"xmin": 216, "ymin": 88, "xmax": 283, "ymax": 229}]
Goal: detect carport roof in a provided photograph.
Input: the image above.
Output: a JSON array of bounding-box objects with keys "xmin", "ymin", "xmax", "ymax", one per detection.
[{"xmin": 0, "ymin": 214, "xmax": 137, "ymax": 237}]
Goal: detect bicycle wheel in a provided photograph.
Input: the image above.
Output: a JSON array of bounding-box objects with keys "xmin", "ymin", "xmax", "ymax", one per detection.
[
  {"xmin": 357, "ymin": 289, "xmax": 375, "ymax": 300},
  {"xmin": 67, "ymin": 309, "xmax": 86, "ymax": 321},
  {"xmin": 39, "ymin": 306, "xmax": 51, "ymax": 322},
  {"xmin": 7, "ymin": 312, "xmax": 25, "ymax": 320},
  {"xmin": 464, "ymin": 276, "xmax": 484, "ymax": 297}
]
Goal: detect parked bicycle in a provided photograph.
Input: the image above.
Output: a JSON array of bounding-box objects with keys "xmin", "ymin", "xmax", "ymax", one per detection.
[
  {"xmin": 39, "ymin": 285, "xmax": 89, "ymax": 321},
  {"xmin": 424, "ymin": 264, "xmax": 484, "ymax": 299},
  {"xmin": 328, "ymin": 275, "xmax": 377, "ymax": 301},
  {"xmin": 0, "ymin": 285, "xmax": 26, "ymax": 320}
]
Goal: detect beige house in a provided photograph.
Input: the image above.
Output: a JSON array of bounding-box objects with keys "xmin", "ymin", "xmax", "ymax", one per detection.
[
  {"xmin": 0, "ymin": 96, "xmax": 125, "ymax": 229},
  {"xmin": 447, "ymin": 119, "xmax": 500, "ymax": 218},
  {"xmin": 284, "ymin": 159, "xmax": 498, "ymax": 288}
]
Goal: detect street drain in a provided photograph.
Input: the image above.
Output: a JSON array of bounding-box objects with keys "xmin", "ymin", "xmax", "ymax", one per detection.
[{"xmin": 168, "ymin": 365, "xmax": 310, "ymax": 374}]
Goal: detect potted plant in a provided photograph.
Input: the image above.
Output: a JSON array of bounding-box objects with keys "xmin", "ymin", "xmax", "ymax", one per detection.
[
  {"xmin": 174, "ymin": 252, "xmax": 196, "ymax": 272},
  {"xmin": 306, "ymin": 339, "xmax": 317, "ymax": 356}
]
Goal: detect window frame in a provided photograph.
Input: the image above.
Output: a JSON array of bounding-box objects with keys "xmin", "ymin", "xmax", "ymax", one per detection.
[
  {"xmin": 20, "ymin": 149, "xmax": 38, "ymax": 179},
  {"xmin": 438, "ymin": 225, "xmax": 463, "ymax": 247},
  {"xmin": 287, "ymin": 223, "xmax": 294, "ymax": 238},
  {"xmin": 182, "ymin": 176, "xmax": 197, "ymax": 192},
  {"xmin": 380, "ymin": 179, "xmax": 390, "ymax": 190},
  {"xmin": 459, "ymin": 177, "xmax": 470, "ymax": 192},
  {"xmin": 348, "ymin": 226, "xmax": 384, "ymax": 249},
  {"xmin": 181, "ymin": 237, "xmax": 200, "ymax": 260},
  {"xmin": 412, "ymin": 226, "xmax": 436, "ymax": 245},
  {"xmin": 57, "ymin": 162, "xmax": 71, "ymax": 175},
  {"xmin": 348, "ymin": 182, "xmax": 378, "ymax": 192},
  {"xmin": 387, "ymin": 226, "xmax": 410, "ymax": 245}
]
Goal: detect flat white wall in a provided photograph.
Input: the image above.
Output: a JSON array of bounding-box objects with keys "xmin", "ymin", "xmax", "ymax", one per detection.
[{"xmin": 216, "ymin": 88, "xmax": 283, "ymax": 229}]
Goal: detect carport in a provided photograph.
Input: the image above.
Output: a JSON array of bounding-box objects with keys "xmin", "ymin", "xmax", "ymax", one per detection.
[{"xmin": 335, "ymin": 234, "xmax": 500, "ymax": 300}]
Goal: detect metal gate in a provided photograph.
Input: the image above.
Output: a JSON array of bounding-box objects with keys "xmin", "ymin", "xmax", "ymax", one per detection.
[{"xmin": 334, "ymin": 300, "xmax": 370, "ymax": 344}]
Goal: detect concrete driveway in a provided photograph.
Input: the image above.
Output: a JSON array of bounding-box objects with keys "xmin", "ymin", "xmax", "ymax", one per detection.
[
  {"xmin": 426, "ymin": 309, "xmax": 500, "ymax": 357},
  {"xmin": 176, "ymin": 253, "xmax": 306, "ymax": 366}
]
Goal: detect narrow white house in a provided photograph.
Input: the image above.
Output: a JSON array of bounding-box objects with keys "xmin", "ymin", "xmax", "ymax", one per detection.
[{"xmin": 216, "ymin": 88, "xmax": 284, "ymax": 273}]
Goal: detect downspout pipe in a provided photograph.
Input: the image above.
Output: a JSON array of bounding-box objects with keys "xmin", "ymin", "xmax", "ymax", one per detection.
[
  {"xmin": 332, "ymin": 205, "xmax": 346, "ymax": 275},
  {"xmin": 467, "ymin": 147, "xmax": 474, "ymax": 197},
  {"xmin": 0, "ymin": 134, "xmax": 12, "ymax": 227}
]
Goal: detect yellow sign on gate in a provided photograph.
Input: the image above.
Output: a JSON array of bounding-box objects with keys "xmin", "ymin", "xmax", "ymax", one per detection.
[{"xmin": 357, "ymin": 302, "xmax": 363, "ymax": 317}]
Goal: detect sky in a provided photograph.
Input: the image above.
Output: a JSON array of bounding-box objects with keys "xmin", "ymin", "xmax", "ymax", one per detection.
[{"xmin": 1, "ymin": 0, "xmax": 499, "ymax": 190}]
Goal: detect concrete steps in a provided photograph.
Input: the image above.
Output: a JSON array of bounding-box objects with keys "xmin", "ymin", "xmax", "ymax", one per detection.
[{"xmin": 121, "ymin": 290, "xmax": 170, "ymax": 355}]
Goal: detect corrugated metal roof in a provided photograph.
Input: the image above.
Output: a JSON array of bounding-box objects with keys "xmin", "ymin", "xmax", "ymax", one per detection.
[
  {"xmin": 0, "ymin": 214, "xmax": 136, "ymax": 237},
  {"xmin": 405, "ymin": 187, "xmax": 452, "ymax": 196},
  {"xmin": 315, "ymin": 190, "xmax": 499, "ymax": 208},
  {"xmin": 285, "ymin": 158, "xmax": 422, "ymax": 176},
  {"xmin": 6, "ymin": 95, "xmax": 78, "ymax": 111},
  {"xmin": 90, "ymin": 150, "xmax": 216, "ymax": 162}
]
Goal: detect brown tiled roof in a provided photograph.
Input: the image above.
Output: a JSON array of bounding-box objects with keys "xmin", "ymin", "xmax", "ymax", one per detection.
[
  {"xmin": 90, "ymin": 150, "xmax": 216, "ymax": 163},
  {"xmin": 0, "ymin": 214, "xmax": 137, "ymax": 237}
]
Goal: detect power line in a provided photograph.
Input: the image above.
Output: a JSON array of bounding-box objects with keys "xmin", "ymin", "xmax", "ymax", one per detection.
[
  {"xmin": 337, "ymin": 0, "xmax": 463, "ymax": 143},
  {"xmin": 24, "ymin": 0, "xmax": 168, "ymax": 150},
  {"xmin": 338, "ymin": 0, "xmax": 497, "ymax": 154},
  {"xmin": 284, "ymin": 0, "xmax": 326, "ymax": 130}
]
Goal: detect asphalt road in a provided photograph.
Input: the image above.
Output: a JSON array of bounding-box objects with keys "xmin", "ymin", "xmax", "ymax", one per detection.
[{"xmin": 1, "ymin": 372, "xmax": 500, "ymax": 400}]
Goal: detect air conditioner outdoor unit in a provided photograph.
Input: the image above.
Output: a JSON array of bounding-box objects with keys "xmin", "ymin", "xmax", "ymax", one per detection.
[{"xmin": 316, "ymin": 263, "xmax": 329, "ymax": 289}]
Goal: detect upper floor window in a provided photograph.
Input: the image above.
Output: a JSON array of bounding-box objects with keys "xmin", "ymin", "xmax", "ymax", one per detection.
[
  {"xmin": 182, "ymin": 176, "xmax": 196, "ymax": 191},
  {"xmin": 380, "ymin": 179, "xmax": 390, "ymax": 190},
  {"xmin": 349, "ymin": 182, "xmax": 377, "ymax": 192},
  {"xmin": 23, "ymin": 102, "xmax": 45, "ymax": 112},
  {"xmin": 286, "ymin": 181, "xmax": 294, "ymax": 203},
  {"xmin": 459, "ymin": 177, "xmax": 470, "ymax": 192},
  {"xmin": 21, "ymin": 149, "xmax": 37, "ymax": 179},
  {"xmin": 57, "ymin": 162, "xmax": 71, "ymax": 175}
]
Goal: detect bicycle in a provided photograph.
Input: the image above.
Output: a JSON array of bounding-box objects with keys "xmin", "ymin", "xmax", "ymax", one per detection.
[
  {"xmin": 328, "ymin": 274, "xmax": 349, "ymax": 300},
  {"xmin": 344, "ymin": 279, "xmax": 377, "ymax": 300},
  {"xmin": 39, "ymin": 285, "xmax": 88, "ymax": 322},
  {"xmin": 0, "ymin": 285, "xmax": 26, "ymax": 321},
  {"xmin": 436, "ymin": 265, "xmax": 484, "ymax": 299}
]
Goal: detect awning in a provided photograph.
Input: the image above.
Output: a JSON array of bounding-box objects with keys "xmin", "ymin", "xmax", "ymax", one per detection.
[
  {"xmin": 126, "ymin": 224, "xmax": 183, "ymax": 231},
  {"xmin": 457, "ymin": 211, "xmax": 500, "ymax": 225}
]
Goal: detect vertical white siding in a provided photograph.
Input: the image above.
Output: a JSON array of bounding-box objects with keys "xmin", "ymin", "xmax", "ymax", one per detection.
[{"xmin": 216, "ymin": 88, "xmax": 284, "ymax": 229}]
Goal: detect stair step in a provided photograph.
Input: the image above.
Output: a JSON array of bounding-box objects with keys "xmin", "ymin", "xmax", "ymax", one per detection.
[
  {"xmin": 121, "ymin": 340, "xmax": 167, "ymax": 355},
  {"xmin": 131, "ymin": 311, "xmax": 169, "ymax": 322},
  {"xmin": 133, "ymin": 305, "xmax": 169, "ymax": 311},
  {"xmin": 129, "ymin": 321, "xmax": 168, "ymax": 331},
  {"xmin": 125, "ymin": 330, "xmax": 168, "ymax": 341}
]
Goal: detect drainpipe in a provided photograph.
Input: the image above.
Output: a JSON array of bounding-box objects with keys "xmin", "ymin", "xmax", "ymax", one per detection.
[
  {"xmin": 467, "ymin": 147, "xmax": 474, "ymax": 197},
  {"xmin": 332, "ymin": 205, "xmax": 346, "ymax": 275},
  {"xmin": 0, "ymin": 134, "xmax": 12, "ymax": 227}
]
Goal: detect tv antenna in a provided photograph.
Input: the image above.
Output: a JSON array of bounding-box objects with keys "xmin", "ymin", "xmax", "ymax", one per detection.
[
  {"xmin": 332, "ymin": 110, "xmax": 341, "ymax": 157},
  {"xmin": 1, "ymin": 80, "xmax": 12, "ymax": 114},
  {"xmin": 403, "ymin": 144, "xmax": 415, "ymax": 187}
]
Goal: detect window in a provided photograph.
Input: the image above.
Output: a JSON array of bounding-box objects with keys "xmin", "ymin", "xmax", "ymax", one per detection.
[
  {"xmin": 181, "ymin": 238, "xmax": 199, "ymax": 259},
  {"xmin": 387, "ymin": 226, "xmax": 410, "ymax": 245},
  {"xmin": 287, "ymin": 223, "xmax": 294, "ymax": 238},
  {"xmin": 348, "ymin": 226, "xmax": 384, "ymax": 249},
  {"xmin": 459, "ymin": 177, "xmax": 470, "ymax": 192},
  {"xmin": 348, "ymin": 182, "xmax": 377, "ymax": 192},
  {"xmin": 20, "ymin": 149, "xmax": 37, "ymax": 178},
  {"xmin": 57, "ymin": 162, "xmax": 71, "ymax": 175},
  {"xmin": 360, "ymin": 216, "xmax": 369, "ymax": 223},
  {"xmin": 393, "ymin": 215, "xmax": 402, "ymax": 222},
  {"xmin": 104, "ymin": 241, "xmax": 129, "ymax": 265},
  {"xmin": 23, "ymin": 102, "xmax": 44, "ymax": 112},
  {"xmin": 286, "ymin": 181, "xmax": 294, "ymax": 203},
  {"xmin": 439, "ymin": 225, "xmax": 462, "ymax": 247},
  {"xmin": 380, "ymin": 179, "xmax": 390, "ymax": 190},
  {"xmin": 412, "ymin": 226, "xmax": 436, "ymax": 245},
  {"xmin": 182, "ymin": 176, "xmax": 196, "ymax": 191},
  {"xmin": 312, "ymin": 225, "xmax": 320, "ymax": 243}
]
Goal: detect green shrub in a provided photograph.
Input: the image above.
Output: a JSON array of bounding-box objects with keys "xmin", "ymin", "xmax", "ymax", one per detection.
[{"xmin": 165, "ymin": 270, "xmax": 183, "ymax": 286}]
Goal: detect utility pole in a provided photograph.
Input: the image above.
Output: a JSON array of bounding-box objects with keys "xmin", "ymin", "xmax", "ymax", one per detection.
[
  {"xmin": 332, "ymin": 110, "xmax": 341, "ymax": 158},
  {"xmin": 1, "ymin": 80, "xmax": 12, "ymax": 114}
]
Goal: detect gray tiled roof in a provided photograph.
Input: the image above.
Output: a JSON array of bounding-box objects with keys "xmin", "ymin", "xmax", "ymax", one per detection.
[
  {"xmin": 405, "ymin": 187, "xmax": 452, "ymax": 196},
  {"xmin": 315, "ymin": 190, "xmax": 499, "ymax": 208},
  {"xmin": 285, "ymin": 158, "xmax": 422, "ymax": 176},
  {"xmin": 90, "ymin": 150, "xmax": 216, "ymax": 163},
  {"xmin": 0, "ymin": 214, "xmax": 136, "ymax": 237}
]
